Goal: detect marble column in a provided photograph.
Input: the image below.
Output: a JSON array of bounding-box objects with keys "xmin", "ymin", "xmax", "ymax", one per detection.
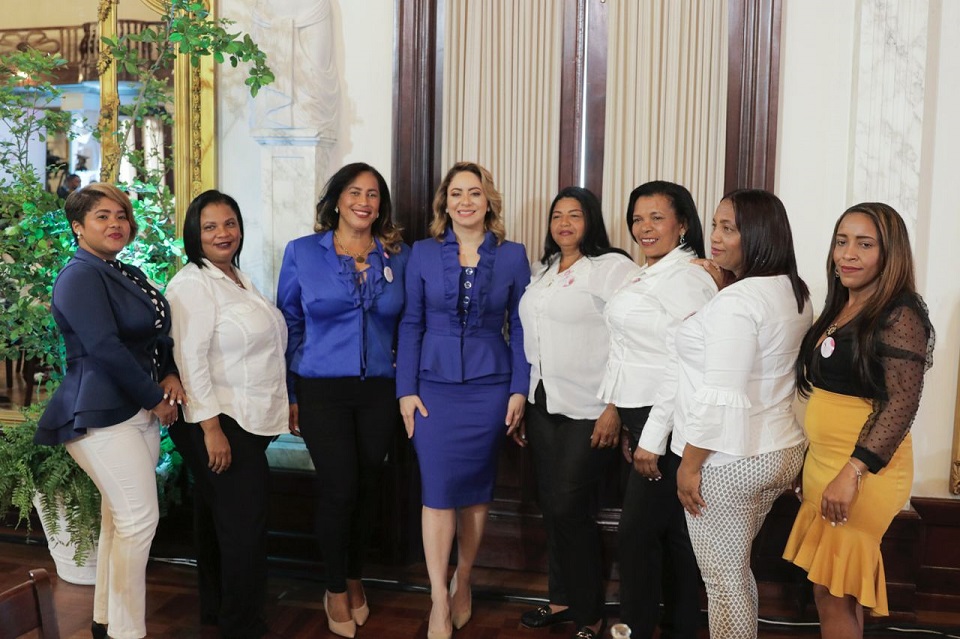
[
  {"xmin": 250, "ymin": 129, "xmax": 336, "ymax": 293},
  {"xmin": 850, "ymin": 0, "xmax": 929, "ymax": 231}
]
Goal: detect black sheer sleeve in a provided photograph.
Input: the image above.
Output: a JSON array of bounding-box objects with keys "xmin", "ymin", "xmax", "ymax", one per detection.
[{"xmin": 852, "ymin": 301, "xmax": 934, "ymax": 473}]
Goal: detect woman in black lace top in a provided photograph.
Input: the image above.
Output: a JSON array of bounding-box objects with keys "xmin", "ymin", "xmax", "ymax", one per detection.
[{"xmin": 783, "ymin": 202, "xmax": 934, "ymax": 638}]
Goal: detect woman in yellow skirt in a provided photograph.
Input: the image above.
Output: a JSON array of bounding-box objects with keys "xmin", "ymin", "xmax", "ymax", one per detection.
[{"xmin": 784, "ymin": 202, "xmax": 934, "ymax": 638}]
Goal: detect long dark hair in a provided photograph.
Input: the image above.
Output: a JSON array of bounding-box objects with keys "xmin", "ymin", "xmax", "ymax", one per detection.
[
  {"xmin": 315, "ymin": 162, "xmax": 404, "ymax": 254},
  {"xmin": 625, "ymin": 180, "xmax": 705, "ymax": 258},
  {"xmin": 723, "ymin": 189, "xmax": 808, "ymax": 312},
  {"xmin": 182, "ymin": 190, "xmax": 243, "ymax": 269},
  {"xmin": 796, "ymin": 202, "xmax": 931, "ymax": 398},
  {"xmin": 539, "ymin": 186, "xmax": 629, "ymax": 265}
]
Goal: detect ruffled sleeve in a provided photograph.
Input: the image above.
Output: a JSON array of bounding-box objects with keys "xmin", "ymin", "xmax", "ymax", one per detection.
[{"xmin": 852, "ymin": 299, "xmax": 934, "ymax": 472}]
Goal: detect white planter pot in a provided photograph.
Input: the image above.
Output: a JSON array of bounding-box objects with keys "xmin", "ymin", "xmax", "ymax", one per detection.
[{"xmin": 32, "ymin": 494, "xmax": 98, "ymax": 586}]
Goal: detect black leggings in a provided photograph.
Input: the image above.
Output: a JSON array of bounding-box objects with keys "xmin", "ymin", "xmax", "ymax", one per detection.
[
  {"xmin": 618, "ymin": 406, "xmax": 701, "ymax": 639},
  {"xmin": 525, "ymin": 382, "xmax": 615, "ymax": 627},
  {"xmin": 296, "ymin": 376, "xmax": 400, "ymax": 592}
]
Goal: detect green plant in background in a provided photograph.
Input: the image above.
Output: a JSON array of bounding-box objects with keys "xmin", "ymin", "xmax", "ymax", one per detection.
[
  {"xmin": 0, "ymin": 404, "xmax": 100, "ymax": 564},
  {"xmin": 0, "ymin": 3, "xmax": 273, "ymax": 554},
  {"xmin": 0, "ymin": 50, "xmax": 75, "ymax": 376}
]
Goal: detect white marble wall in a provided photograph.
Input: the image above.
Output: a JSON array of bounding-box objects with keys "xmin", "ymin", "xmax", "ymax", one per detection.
[
  {"xmin": 850, "ymin": 0, "xmax": 929, "ymax": 231},
  {"xmin": 219, "ymin": 0, "xmax": 395, "ymax": 298},
  {"xmin": 779, "ymin": 0, "xmax": 960, "ymax": 498}
]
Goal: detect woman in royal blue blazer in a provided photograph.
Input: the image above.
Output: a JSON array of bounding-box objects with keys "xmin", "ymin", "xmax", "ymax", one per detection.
[
  {"xmin": 277, "ymin": 163, "xmax": 409, "ymax": 638},
  {"xmin": 397, "ymin": 162, "xmax": 530, "ymax": 639},
  {"xmin": 36, "ymin": 183, "xmax": 183, "ymax": 639}
]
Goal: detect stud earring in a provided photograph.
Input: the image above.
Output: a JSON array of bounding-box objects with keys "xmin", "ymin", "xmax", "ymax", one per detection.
[{"xmin": 335, "ymin": 206, "xmax": 339, "ymax": 214}]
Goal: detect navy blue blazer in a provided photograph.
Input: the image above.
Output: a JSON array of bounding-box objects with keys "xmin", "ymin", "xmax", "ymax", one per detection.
[
  {"xmin": 35, "ymin": 248, "xmax": 176, "ymax": 445},
  {"xmin": 396, "ymin": 230, "xmax": 531, "ymax": 397}
]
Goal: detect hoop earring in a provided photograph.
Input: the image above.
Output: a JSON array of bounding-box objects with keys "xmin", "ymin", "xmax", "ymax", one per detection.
[
  {"xmin": 679, "ymin": 233, "xmax": 686, "ymax": 245},
  {"xmin": 834, "ymin": 266, "xmax": 840, "ymax": 278}
]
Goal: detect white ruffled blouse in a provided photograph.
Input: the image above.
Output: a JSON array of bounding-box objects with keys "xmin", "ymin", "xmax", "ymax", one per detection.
[{"xmin": 639, "ymin": 275, "xmax": 812, "ymax": 465}]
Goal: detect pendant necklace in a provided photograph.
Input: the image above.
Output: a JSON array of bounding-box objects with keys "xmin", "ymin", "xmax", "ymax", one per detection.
[{"xmin": 335, "ymin": 232, "xmax": 374, "ymax": 264}]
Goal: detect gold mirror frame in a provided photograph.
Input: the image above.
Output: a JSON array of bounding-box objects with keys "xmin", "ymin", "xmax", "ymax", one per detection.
[{"xmin": 97, "ymin": 0, "xmax": 217, "ymax": 230}]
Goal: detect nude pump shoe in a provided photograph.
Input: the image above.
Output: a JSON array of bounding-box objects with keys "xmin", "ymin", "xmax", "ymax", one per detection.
[{"xmin": 323, "ymin": 591, "xmax": 357, "ymax": 638}]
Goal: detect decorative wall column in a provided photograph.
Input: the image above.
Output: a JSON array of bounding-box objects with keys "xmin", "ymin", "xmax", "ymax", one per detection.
[
  {"xmin": 247, "ymin": 0, "xmax": 340, "ymax": 292},
  {"xmin": 849, "ymin": 0, "xmax": 929, "ymax": 230},
  {"xmin": 249, "ymin": 130, "xmax": 336, "ymax": 291}
]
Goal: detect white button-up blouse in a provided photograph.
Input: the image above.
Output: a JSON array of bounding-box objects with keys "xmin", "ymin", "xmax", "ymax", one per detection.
[
  {"xmin": 166, "ymin": 260, "xmax": 289, "ymax": 436},
  {"xmin": 639, "ymin": 275, "xmax": 812, "ymax": 465},
  {"xmin": 598, "ymin": 245, "xmax": 717, "ymax": 408},
  {"xmin": 519, "ymin": 252, "xmax": 640, "ymax": 420}
]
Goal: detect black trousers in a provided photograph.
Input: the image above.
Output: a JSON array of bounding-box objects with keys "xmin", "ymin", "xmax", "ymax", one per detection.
[
  {"xmin": 168, "ymin": 414, "xmax": 273, "ymax": 639},
  {"xmin": 618, "ymin": 406, "xmax": 702, "ymax": 639},
  {"xmin": 525, "ymin": 382, "xmax": 615, "ymax": 627},
  {"xmin": 296, "ymin": 376, "xmax": 400, "ymax": 592}
]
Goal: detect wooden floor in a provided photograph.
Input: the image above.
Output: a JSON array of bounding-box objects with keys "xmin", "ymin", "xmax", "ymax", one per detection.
[{"xmin": 2, "ymin": 540, "xmax": 960, "ymax": 639}]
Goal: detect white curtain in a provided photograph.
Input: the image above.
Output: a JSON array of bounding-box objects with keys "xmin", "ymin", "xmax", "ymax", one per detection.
[
  {"xmin": 601, "ymin": 0, "xmax": 728, "ymax": 260},
  {"xmin": 441, "ymin": 0, "xmax": 563, "ymax": 261}
]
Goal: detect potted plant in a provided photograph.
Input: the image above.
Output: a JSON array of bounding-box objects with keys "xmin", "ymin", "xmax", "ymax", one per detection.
[{"xmin": 0, "ymin": 4, "xmax": 272, "ymax": 573}]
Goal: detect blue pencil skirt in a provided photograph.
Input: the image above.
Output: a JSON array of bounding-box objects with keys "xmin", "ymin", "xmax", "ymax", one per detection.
[{"xmin": 412, "ymin": 378, "xmax": 510, "ymax": 509}]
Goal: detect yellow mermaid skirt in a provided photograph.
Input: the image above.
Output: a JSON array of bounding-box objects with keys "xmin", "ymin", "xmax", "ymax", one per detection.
[{"xmin": 783, "ymin": 388, "xmax": 913, "ymax": 616}]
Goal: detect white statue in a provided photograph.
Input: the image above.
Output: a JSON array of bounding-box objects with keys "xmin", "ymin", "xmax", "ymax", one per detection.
[{"xmin": 250, "ymin": 0, "xmax": 340, "ymax": 134}]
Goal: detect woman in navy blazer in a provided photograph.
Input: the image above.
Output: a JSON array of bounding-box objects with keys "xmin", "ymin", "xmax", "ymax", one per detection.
[
  {"xmin": 36, "ymin": 183, "xmax": 183, "ymax": 639},
  {"xmin": 277, "ymin": 163, "xmax": 409, "ymax": 638},
  {"xmin": 397, "ymin": 162, "xmax": 530, "ymax": 639}
]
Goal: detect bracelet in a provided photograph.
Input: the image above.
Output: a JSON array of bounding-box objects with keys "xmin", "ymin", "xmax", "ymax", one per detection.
[{"xmin": 847, "ymin": 460, "xmax": 863, "ymax": 492}]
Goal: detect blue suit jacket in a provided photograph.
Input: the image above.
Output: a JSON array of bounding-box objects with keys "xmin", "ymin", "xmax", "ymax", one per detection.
[
  {"xmin": 277, "ymin": 231, "xmax": 410, "ymax": 402},
  {"xmin": 36, "ymin": 248, "xmax": 176, "ymax": 445},
  {"xmin": 396, "ymin": 230, "xmax": 531, "ymax": 397}
]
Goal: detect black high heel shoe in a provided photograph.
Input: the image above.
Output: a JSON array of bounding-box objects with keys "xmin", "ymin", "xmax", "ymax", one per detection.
[{"xmin": 91, "ymin": 621, "xmax": 108, "ymax": 639}]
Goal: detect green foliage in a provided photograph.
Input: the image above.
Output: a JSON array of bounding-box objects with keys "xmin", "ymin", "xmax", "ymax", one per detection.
[
  {"xmin": 0, "ymin": 406, "xmax": 100, "ymax": 565},
  {"xmin": 0, "ymin": 51, "xmax": 74, "ymax": 375},
  {"xmin": 0, "ymin": 1, "xmax": 270, "ymax": 554}
]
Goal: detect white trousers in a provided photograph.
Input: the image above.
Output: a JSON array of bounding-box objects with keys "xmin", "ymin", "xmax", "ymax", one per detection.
[
  {"xmin": 66, "ymin": 410, "xmax": 160, "ymax": 639},
  {"xmin": 685, "ymin": 443, "xmax": 805, "ymax": 639}
]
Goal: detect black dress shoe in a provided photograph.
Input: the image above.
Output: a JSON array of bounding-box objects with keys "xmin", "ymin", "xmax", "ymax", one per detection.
[
  {"xmin": 91, "ymin": 621, "xmax": 108, "ymax": 639},
  {"xmin": 520, "ymin": 604, "xmax": 575, "ymax": 628}
]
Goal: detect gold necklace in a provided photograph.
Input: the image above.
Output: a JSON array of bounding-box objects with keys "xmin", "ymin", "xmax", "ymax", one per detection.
[{"xmin": 335, "ymin": 232, "xmax": 374, "ymax": 264}]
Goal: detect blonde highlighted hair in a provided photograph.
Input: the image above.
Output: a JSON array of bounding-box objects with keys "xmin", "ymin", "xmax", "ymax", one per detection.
[
  {"xmin": 430, "ymin": 162, "xmax": 505, "ymax": 244},
  {"xmin": 65, "ymin": 183, "xmax": 138, "ymax": 244}
]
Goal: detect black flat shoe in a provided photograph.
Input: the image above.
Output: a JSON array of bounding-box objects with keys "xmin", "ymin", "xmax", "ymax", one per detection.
[
  {"xmin": 91, "ymin": 621, "xmax": 108, "ymax": 639},
  {"xmin": 572, "ymin": 623, "xmax": 605, "ymax": 639},
  {"xmin": 520, "ymin": 604, "xmax": 575, "ymax": 628}
]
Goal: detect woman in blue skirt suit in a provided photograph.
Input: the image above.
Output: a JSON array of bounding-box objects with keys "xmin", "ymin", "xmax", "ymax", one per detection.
[{"xmin": 397, "ymin": 162, "xmax": 530, "ymax": 639}]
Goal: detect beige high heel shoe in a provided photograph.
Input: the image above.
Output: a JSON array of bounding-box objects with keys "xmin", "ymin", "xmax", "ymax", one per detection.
[
  {"xmin": 449, "ymin": 572, "xmax": 472, "ymax": 630},
  {"xmin": 351, "ymin": 601, "xmax": 370, "ymax": 626},
  {"xmin": 323, "ymin": 591, "xmax": 357, "ymax": 638},
  {"xmin": 426, "ymin": 601, "xmax": 452, "ymax": 639}
]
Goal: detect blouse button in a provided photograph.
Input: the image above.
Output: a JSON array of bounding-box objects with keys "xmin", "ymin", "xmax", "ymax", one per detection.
[
  {"xmin": 464, "ymin": 281, "xmax": 473, "ymax": 289},
  {"xmin": 465, "ymin": 267, "xmax": 475, "ymax": 275}
]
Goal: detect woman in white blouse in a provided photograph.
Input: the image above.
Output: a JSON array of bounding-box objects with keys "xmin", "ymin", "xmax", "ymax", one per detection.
[
  {"xmin": 637, "ymin": 189, "xmax": 811, "ymax": 639},
  {"xmin": 517, "ymin": 186, "xmax": 639, "ymax": 639},
  {"xmin": 599, "ymin": 181, "xmax": 716, "ymax": 639},
  {"xmin": 166, "ymin": 191, "xmax": 289, "ymax": 639}
]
